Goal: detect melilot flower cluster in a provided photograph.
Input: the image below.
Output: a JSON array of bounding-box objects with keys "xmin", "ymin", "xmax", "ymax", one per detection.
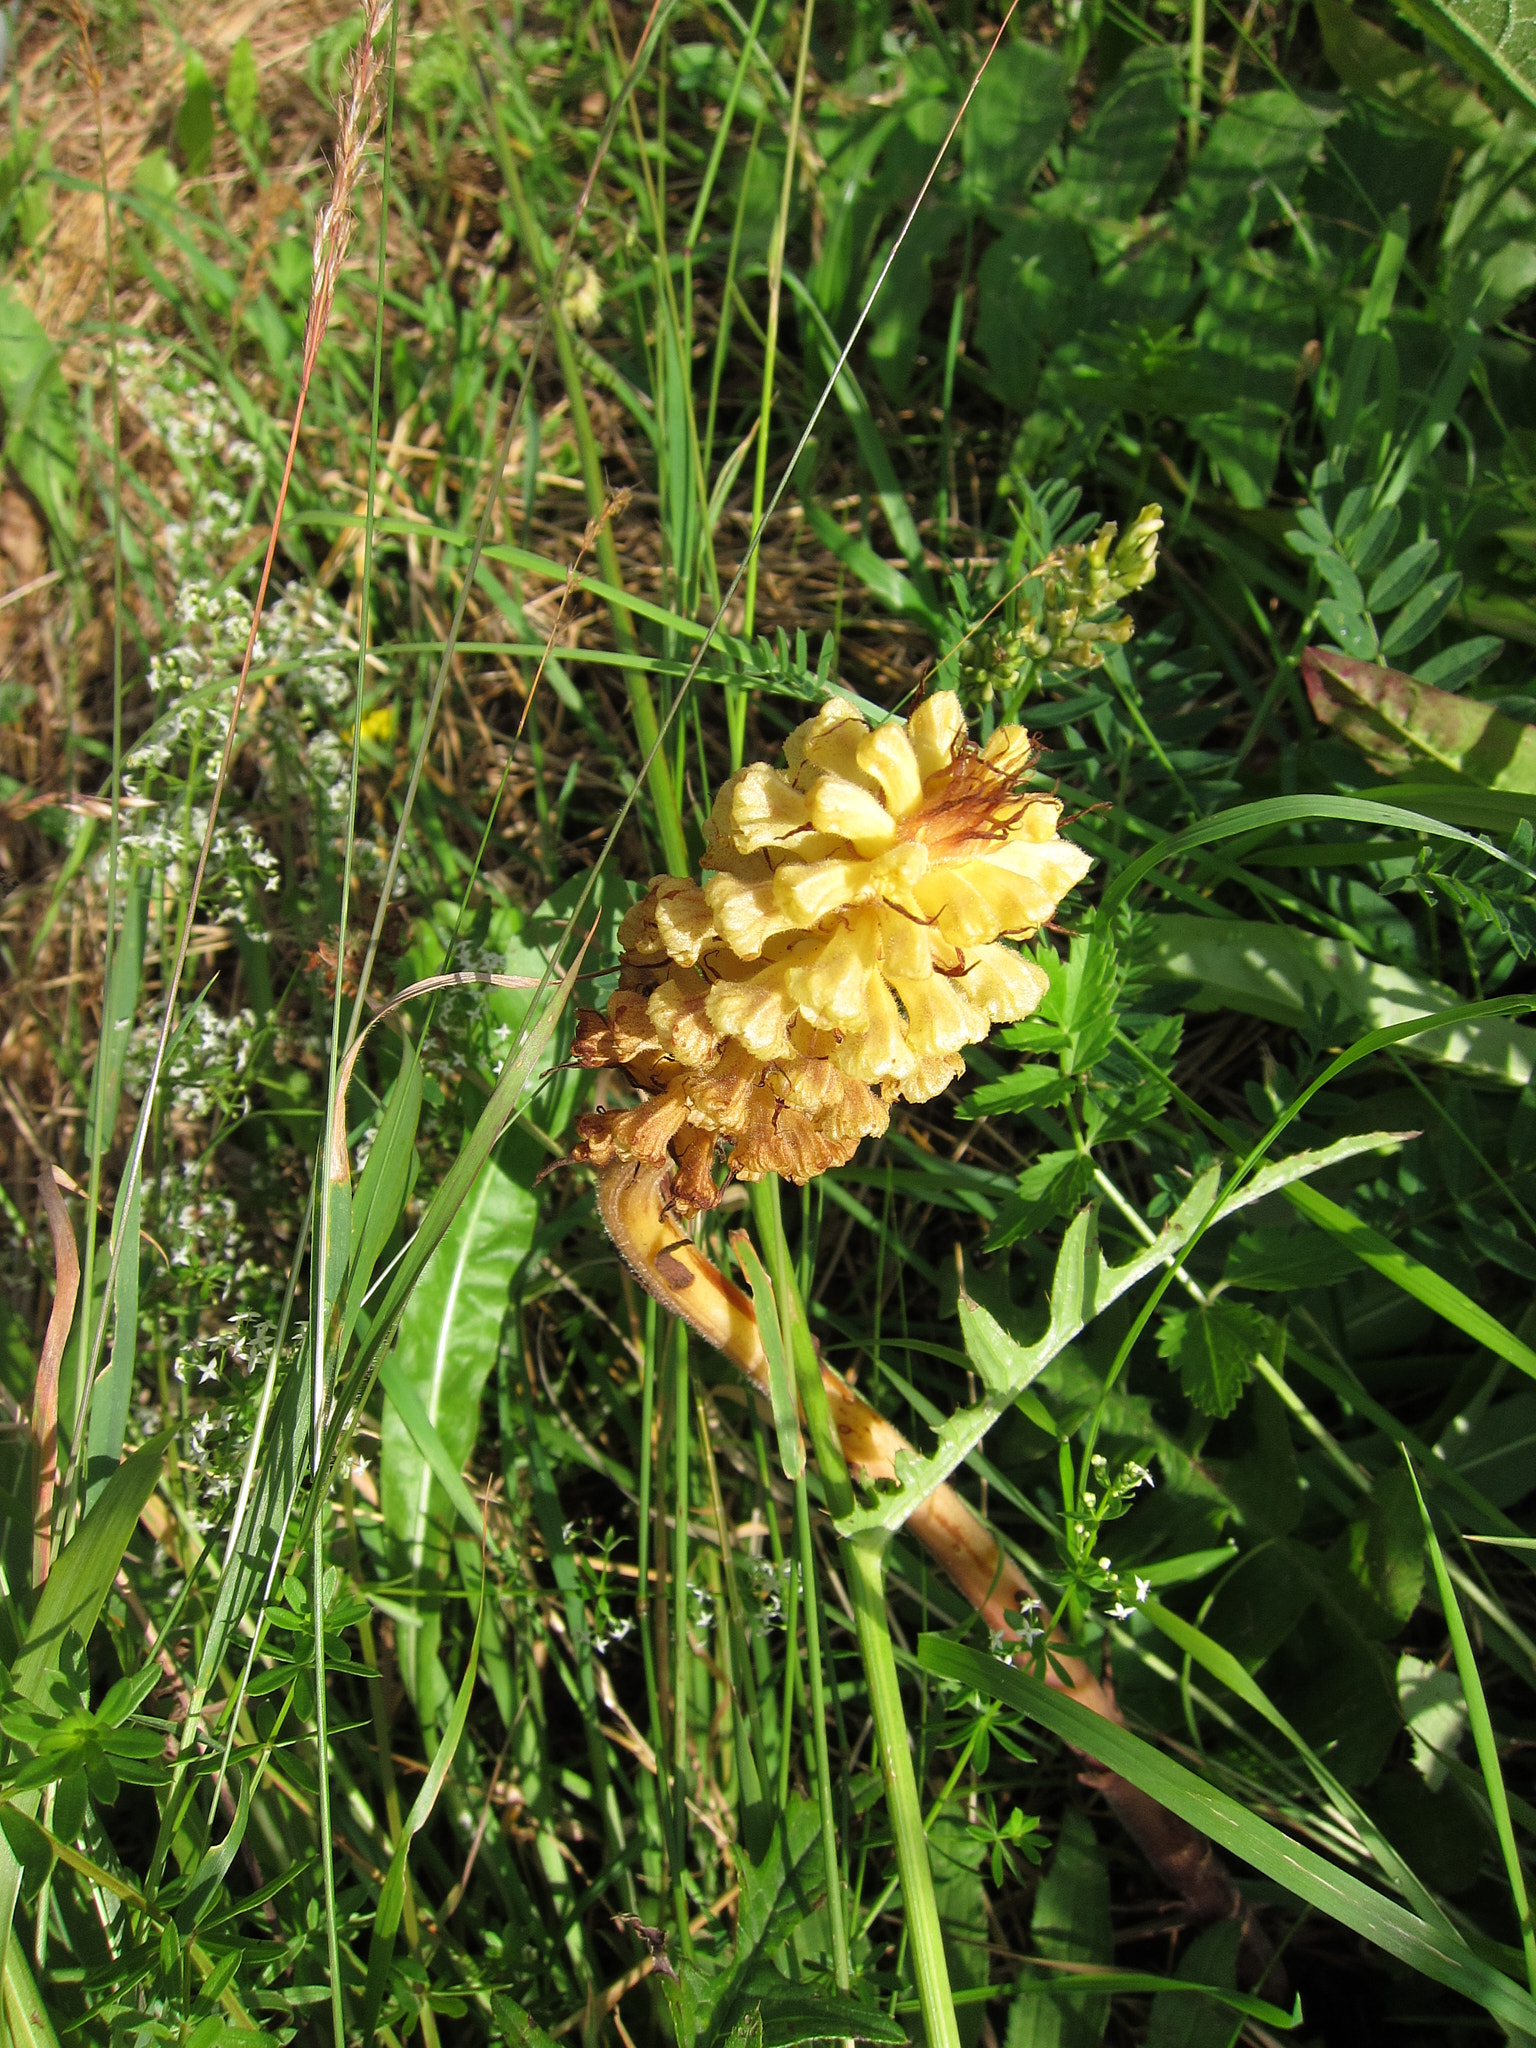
[{"xmin": 570, "ymin": 690, "xmax": 1092, "ymax": 1213}]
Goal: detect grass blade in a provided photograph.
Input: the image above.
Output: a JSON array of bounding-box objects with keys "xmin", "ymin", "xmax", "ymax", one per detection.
[
  {"xmin": 918, "ymin": 1637, "xmax": 1536, "ymax": 2034},
  {"xmin": 1405, "ymin": 1458, "xmax": 1536, "ymax": 1998}
]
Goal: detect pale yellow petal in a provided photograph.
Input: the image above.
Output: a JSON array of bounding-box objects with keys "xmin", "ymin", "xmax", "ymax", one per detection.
[
  {"xmin": 912, "ymin": 865, "xmax": 1005, "ymax": 947},
  {"xmin": 983, "ymin": 837, "xmax": 1094, "ymax": 915},
  {"xmin": 893, "ymin": 972, "xmax": 988, "ymax": 1057},
  {"xmin": 783, "ymin": 912, "xmax": 880, "ymax": 1031},
  {"xmin": 837, "ymin": 972, "xmax": 917, "ymax": 1085},
  {"xmin": 807, "ymin": 772, "xmax": 897, "ymax": 855},
  {"xmin": 652, "ymin": 877, "xmax": 717, "ymax": 965},
  {"xmin": 981, "ymin": 724, "xmax": 1035, "ymax": 780},
  {"xmin": 773, "ymin": 856, "xmax": 868, "ymax": 926},
  {"xmin": 876, "ymin": 903, "xmax": 933, "ymax": 981},
  {"xmin": 784, "ymin": 702, "xmax": 871, "ymax": 784},
  {"xmin": 706, "ymin": 973, "xmax": 797, "ymax": 1061},
  {"xmin": 857, "ymin": 722, "xmax": 924, "ymax": 819},
  {"xmin": 705, "ymin": 872, "xmax": 795, "ymax": 959},
  {"xmin": 728, "ymin": 761, "xmax": 811, "ymax": 852},
  {"xmin": 957, "ymin": 943, "xmax": 1050, "ymax": 1024},
  {"xmin": 900, "ymin": 1051, "xmax": 966, "ymax": 1104},
  {"xmin": 908, "ymin": 692, "xmax": 966, "ymax": 783},
  {"xmin": 648, "ymin": 978, "xmax": 722, "ymax": 1067}
]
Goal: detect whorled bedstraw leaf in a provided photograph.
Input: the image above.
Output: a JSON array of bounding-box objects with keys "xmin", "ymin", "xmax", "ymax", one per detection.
[{"xmin": 1156, "ymin": 1301, "xmax": 1271, "ymax": 1418}]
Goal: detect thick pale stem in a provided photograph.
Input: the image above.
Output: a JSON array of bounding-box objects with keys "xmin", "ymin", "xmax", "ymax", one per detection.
[
  {"xmin": 597, "ymin": 1160, "xmax": 1113, "ymax": 1702},
  {"xmin": 596, "ymin": 1158, "xmax": 1274, "ymax": 1973}
]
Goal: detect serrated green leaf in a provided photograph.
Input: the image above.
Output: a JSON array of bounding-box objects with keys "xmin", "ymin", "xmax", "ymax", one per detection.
[{"xmin": 1156, "ymin": 1302, "xmax": 1269, "ymax": 1417}]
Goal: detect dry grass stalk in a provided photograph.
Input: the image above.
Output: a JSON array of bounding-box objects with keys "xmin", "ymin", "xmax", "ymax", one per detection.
[
  {"xmin": 301, "ymin": 0, "xmax": 389, "ymax": 379},
  {"xmin": 32, "ymin": 1164, "xmax": 79, "ymax": 1589}
]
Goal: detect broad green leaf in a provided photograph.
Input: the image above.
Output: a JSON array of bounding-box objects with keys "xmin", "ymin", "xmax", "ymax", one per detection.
[
  {"xmin": 1038, "ymin": 44, "xmax": 1182, "ymax": 232},
  {"xmin": 866, "ymin": 204, "xmax": 963, "ymax": 400},
  {"xmin": 1144, "ymin": 1921, "xmax": 1241, "ymax": 2048},
  {"xmin": 1283, "ymin": 1180, "xmax": 1536, "ymax": 1382},
  {"xmin": 1397, "ymin": 1653, "xmax": 1468, "ymax": 1790},
  {"xmin": 0, "ymin": 285, "xmax": 76, "ymax": 551},
  {"xmin": 15, "ymin": 1433, "xmax": 169, "ymax": 1707},
  {"xmin": 752, "ymin": 1989, "xmax": 907, "ymax": 2047},
  {"xmin": 972, "ymin": 216, "xmax": 1090, "ymax": 409},
  {"xmin": 957, "ymin": 1065, "xmax": 1074, "ymax": 1119},
  {"xmin": 1368, "ymin": 538, "xmax": 1440, "ymax": 614},
  {"xmin": 381, "ymin": 1155, "xmax": 532, "ymax": 1714},
  {"xmin": 1176, "ymin": 91, "xmax": 1341, "ymax": 254},
  {"xmin": 2, "ymin": 1946, "xmax": 62, "ymax": 2048},
  {"xmin": 0, "ymin": 1435, "xmax": 170, "ymax": 1973},
  {"xmin": 1303, "ymin": 646, "xmax": 1536, "ymax": 789},
  {"xmin": 1143, "ymin": 1594, "xmax": 1452, "ymax": 1931},
  {"xmin": 1155, "ymin": 1302, "xmax": 1269, "ymax": 1418},
  {"xmin": 929, "ymin": 1808, "xmax": 990, "ymax": 2048},
  {"xmin": 488, "ymin": 1996, "xmax": 559, "ymax": 2048},
  {"xmin": 918, "ymin": 1637, "xmax": 1536, "ymax": 2035},
  {"xmin": 1437, "ymin": 1389, "xmax": 1536, "ymax": 1507},
  {"xmin": 1389, "ymin": 0, "xmax": 1536, "ymax": 120},
  {"xmin": 960, "ymin": 38, "xmax": 1068, "ymax": 209},
  {"xmin": 1316, "ymin": 0, "xmax": 1499, "ymax": 142},
  {"xmin": 1144, "ymin": 915, "xmax": 1536, "ymax": 1085},
  {"xmin": 224, "ymin": 37, "xmax": 260, "ymax": 137},
  {"xmin": 1380, "ymin": 572, "xmax": 1464, "ymax": 658},
  {"xmin": 1008, "ymin": 1809, "xmax": 1110, "ymax": 2048},
  {"xmin": 1223, "ymin": 1227, "xmax": 1359, "ymax": 1290},
  {"xmin": 1338, "ymin": 1468, "xmax": 1426, "ymax": 1637},
  {"xmin": 986, "ymin": 1150, "xmax": 1094, "ymax": 1251},
  {"xmin": 174, "ymin": 54, "xmax": 215, "ymax": 176}
]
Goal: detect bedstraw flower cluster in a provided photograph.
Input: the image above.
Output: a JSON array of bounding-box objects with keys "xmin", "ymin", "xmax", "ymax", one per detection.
[{"xmin": 570, "ymin": 690, "xmax": 1091, "ymax": 1214}]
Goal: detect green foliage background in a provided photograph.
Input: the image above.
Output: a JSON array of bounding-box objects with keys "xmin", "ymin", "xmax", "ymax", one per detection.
[{"xmin": 4, "ymin": 0, "xmax": 1536, "ymax": 2041}]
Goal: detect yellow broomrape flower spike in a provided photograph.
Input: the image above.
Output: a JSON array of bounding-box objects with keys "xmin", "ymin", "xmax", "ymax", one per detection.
[{"xmin": 568, "ymin": 689, "xmax": 1090, "ymax": 1211}]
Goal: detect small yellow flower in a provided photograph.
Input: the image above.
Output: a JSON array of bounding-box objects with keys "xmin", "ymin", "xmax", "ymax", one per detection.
[
  {"xmin": 571, "ymin": 691, "xmax": 1091, "ymax": 1211},
  {"xmin": 341, "ymin": 705, "xmax": 397, "ymax": 746}
]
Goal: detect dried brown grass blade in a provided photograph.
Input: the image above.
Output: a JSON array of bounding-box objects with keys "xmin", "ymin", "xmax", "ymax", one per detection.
[{"xmin": 33, "ymin": 1166, "xmax": 79, "ymax": 1588}]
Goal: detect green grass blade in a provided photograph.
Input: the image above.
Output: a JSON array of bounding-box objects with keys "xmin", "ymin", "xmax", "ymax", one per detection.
[
  {"xmin": 1405, "ymin": 1459, "xmax": 1536, "ymax": 1997},
  {"xmin": 917, "ymin": 1637, "xmax": 1536, "ymax": 2034},
  {"xmin": 1101, "ymin": 793, "xmax": 1534, "ymax": 915},
  {"xmin": 730, "ymin": 1230, "xmax": 803, "ymax": 1482},
  {"xmin": 1283, "ymin": 1181, "xmax": 1536, "ymax": 1380},
  {"xmin": 1142, "ymin": 1599, "xmax": 1456, "ymax": 1932}
]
